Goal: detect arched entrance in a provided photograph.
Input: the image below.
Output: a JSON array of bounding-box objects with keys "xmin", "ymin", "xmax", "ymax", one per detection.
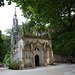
[{"xmin": 35, "ymin": 55, "xmax": 39, "ymax": 66}]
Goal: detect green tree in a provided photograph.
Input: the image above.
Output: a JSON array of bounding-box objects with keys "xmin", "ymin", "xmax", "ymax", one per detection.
[
  {"xmin": 1, "ymin": 0, "xmax": 75, "ymax": 32},
  {"xmin": 5, "ymin": 29, "xmax": 11, "ymax": 35},
  {"xmin": 52, "ymin": 30, "xmax": 75, "ymax": 56},
  {"xmin": 3, "ymin": 51, "xmax": 10, "ymax": 63},
  {"xmin": 0, "ymin": 0, "xmax": 11, "ymax": 7},
  {"xmin": 11, "ymin": 0, "xmax": 75, "ymax": 32},
  {"xmin": 23, "ymin": 19, "xmax": 48, "ymax": 36},
  {"xmin": 24, "ymin": 19, "xmax": 36, "ymax": 35},
  {"xmin": 2, "ymin": 35, "xmax": 11, "ymax": 52},
  {"xmin": 2, "ymin": 29, "xmax": 11, "ymax": 63},
  {"xmin": 0, "ymin": 30, "xmax": 4, "ymax": 62},
  {"xmin": 0, "ymin": 0, "xmax": 4, "ymax": 7}
]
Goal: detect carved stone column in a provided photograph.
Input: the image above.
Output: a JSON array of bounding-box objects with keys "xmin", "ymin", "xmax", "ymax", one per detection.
[
  {"xmin": 21, "ymin": 48, "xmax": 24, "ymax": 69},
  {"xmin": 44, "ymin": 43, "xmax": 47, "ymax": 66},
  {"xmin": 31, "ymin": 43, "xmax": 35, "ymax": 68},
  {"xmin": 49, "ymin": 40, "xmax": 54, "ymax": 64},
  {"xmin": 48, "ymin": 45, "xmax": 50, "ymax": 65},
  {"xmin": 22, "ymin": 41, "xmax": 25, "ymax": 68}
]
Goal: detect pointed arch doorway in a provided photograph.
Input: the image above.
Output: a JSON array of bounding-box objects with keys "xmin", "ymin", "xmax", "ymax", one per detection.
[{"xmin": 35, "ymin": 55, "xmax": 39, "ymax": 66}]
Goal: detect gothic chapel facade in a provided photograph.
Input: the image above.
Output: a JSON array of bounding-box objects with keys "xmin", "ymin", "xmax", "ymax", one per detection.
[{"xmin": 11, "ymin": 8, "xmax": 54, "ymax": 69}]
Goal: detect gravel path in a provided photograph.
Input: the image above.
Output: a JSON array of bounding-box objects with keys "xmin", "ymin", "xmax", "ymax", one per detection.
[{"xmin": 0, "ymin": 64, "xmax": 75, "ymax": 75}]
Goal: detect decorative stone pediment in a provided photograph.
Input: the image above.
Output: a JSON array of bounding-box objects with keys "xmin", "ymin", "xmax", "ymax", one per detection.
[{"xmin": 35, "ymin": 39, "xmax": 42, "ymax": 45}]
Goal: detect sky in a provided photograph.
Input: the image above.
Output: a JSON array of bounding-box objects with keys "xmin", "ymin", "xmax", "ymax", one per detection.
[{"xmin": 0, "ymin": 1, "xmax": 26, "ymax": 34}]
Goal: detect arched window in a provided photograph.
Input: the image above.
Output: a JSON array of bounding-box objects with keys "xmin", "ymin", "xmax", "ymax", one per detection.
[{"xmin": 35, "ymin": 47, "xmax": 39, "ymax": 51}]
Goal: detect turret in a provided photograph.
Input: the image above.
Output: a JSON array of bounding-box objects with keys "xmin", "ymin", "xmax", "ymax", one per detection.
[
  {"xmin": 11, "ymin": 7, "xmax": 20, "ymax": 62},
  {"xmin": 12, "ymin": 8, "xmax": 18, "ymax": 28}
]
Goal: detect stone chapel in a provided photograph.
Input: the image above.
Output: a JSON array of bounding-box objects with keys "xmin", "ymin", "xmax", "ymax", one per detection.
[{"xmin": 11, "ymin": 8, "xmax": 54, "ymax": 69}]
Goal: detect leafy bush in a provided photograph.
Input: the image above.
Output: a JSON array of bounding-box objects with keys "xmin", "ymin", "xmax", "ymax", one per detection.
[
  {"xmin": 8, "ymin": 61, "xmax": 20, "ymax": 70},
  {"xmin": 3, "ymin": 52, "xmax": 10, "ymax": 63}
]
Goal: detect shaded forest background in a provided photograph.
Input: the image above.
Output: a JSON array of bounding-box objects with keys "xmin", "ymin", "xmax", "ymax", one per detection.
[{"xmin": 0, "ymin": 0, "xmax": 75, "ymax": 63}]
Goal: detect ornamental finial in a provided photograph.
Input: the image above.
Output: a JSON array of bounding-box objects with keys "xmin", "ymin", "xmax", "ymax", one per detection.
[{"xmin": 15, "ymin": 7, "xmax": 16, "ymax": 15}]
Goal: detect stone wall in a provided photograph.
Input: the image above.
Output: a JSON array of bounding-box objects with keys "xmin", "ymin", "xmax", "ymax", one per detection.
[{"xmin": 54, "ymin": 54, "xmax": 75, "ymax": 63}]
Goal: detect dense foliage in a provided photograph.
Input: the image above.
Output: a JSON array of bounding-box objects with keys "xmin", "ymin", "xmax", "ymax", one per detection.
[
  {"xmin": 52, "ymin": 30, "xmax": 75, "ymax": 56},
  {"xmin": 0, "ymin": 29, "xmax": 11, "ymax": 63},
  {"xmin": 0, "ymin": 0, "xmax": 5, "ymax": 7},
  {"xmin": 9, "ymin": 61, "xmax": 20, "ymax": 70},
  {"xmin": 3, "ymin": 51, "xmax": 10, "ymax": 63},
  {"xmin": 24, "ymin": 20, "xmax": 36, "ymax": 35},
  {"xmin": 11, "ymin": 0, "xmax": 75, "ymax": 32},
  {"xmin": 0, "ymin": 30, "xmax": 4, "ymax": 62},
  {"xmin": 2, "ymin": 34, "xmax": 11, "ymax": 63},
  {"xmin": 0, "ymin": 0, "xmax": 11, "ymax": 7}
]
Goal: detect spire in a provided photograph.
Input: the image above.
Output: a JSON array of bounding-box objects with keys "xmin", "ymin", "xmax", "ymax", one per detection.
[
  {"xmin": 13, "ymin": 7, "xmax": 18, "ymax": 27},
  {"xmin": 15, "ymin": 7, "xmax": 16, "ymax": 15},
  {"xmin": 14, "ymin": 7, "xmax": 17, "ymax": 17}
]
